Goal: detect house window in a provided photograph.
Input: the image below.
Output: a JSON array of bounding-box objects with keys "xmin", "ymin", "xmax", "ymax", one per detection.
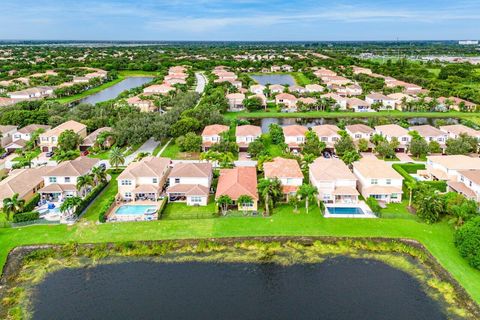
[
  {"xmin": 175, "ymin": 178, "xmax": 180, "ymax": 184},
  {"xmin": 386, "ymin": 179, "xmax": 391, "ymax": 185},
  {"xmin": 49, "ymin": 177, "xmax": 57, "ymax": 183},
  {"xmin": 355, "ymin": 134, "xmax": 361, "ymax": 139},
  {"xmin": 321, "ymin": 137, "xmax": 328, "ymax": 142},
  {"xmin": 371, "ymin": 179, "xmax": 378, "ymax": 185},
  {"xmin": 332, "ymin": 137, "xmax": 338, "ymax": 141},
  {"xmin": 401, "ymin": 137, "xmax": 408, "ymax": 142},
  {"xmin": 391, "ymin": 193, "xmax": 398, "ymax": 199},
  {"xmin": 152, "ymin": 178, "xmax": 158, "ymax": 184},
  {"xmin": 65, "ymin": 177, "xmax": 71, "ymax": 183},
  {"xmin": 125, "ymin": 192, "xmax": 132, "ymax": 198},
  {"xmin": 191, "ymin": 196, "xmax": 202, "ymax": 203},
  {"xmin": 121, "ymin": 180, "xmax": 132, "ymax": 186}
]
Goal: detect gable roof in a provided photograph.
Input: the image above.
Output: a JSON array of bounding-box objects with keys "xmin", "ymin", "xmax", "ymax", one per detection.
[
  {"xmin": 346, "ymin": 124, "xmax": 374, "ymax": 134},
  {"xmin": 312, "ymin": 124, "xmax": 340, "ymax": 137},
  {"xmin": 46, "ymin": 157, "xmax": 99, "ymax": 177},
  {"xmin": 375, "ymin": 124, "xmax": 409, "ymax": 137},
  {"xmin": 310, "ymin": 157, "xmax": 357, "ymax": 181},
  {"xmin": 201, "ymin": 124, "xmax": 229, "ymax": 136},
  {"xmin": 236, "ymin": 125, "xmax": 262, "ymax": 137},
  {"xmin": 282, "ymin": 125, "xmax": 307, "ymax": 137},
  {"xmin": 215, "ymin": 167, "xmax": 258, "ymax": 200},
  {"xmin": 409, "ymin": 125, "xmax": 445, "ymax": 137},
  {"xmin": 427, "ymin": 155, "xmax": 480, "ymax": 171},
  {"xmin": 82, "ymin": 127, "xmax": 112, "ymax": 146},
  {"xmin": 118, "ymin": 156, "xmax": 171, "ymax": 180},
  {"xmin": 18, "ymin": 124, "xmax": 51, "ymax": 134},
  {"xmin": 353, "ymin": 158, "xmax": 403, "ymax": 179},
  {"xmin": 42, "ymin": 120, "xmax": 86, "ymax": 137},
  {"xmin": 264, "ymin": 157, "xmax": 303, "ymax": 179},
  {"xmin": 0, "ymin": 167, "xmax": 53, "ymax": 202},
  {"xmin": 168, "ymin": 162, "xmax": 212, "ymax": 178}
]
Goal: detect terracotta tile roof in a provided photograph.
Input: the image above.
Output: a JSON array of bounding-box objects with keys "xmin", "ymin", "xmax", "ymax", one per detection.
[
  {"xmin": 427, "ymin": 155, "xmax": 480, "ymax": 171},
  {"xmin": 82, "ymin": 127, "xmax": 112, "ymax": 146},
  {"xmin": 0, "ymin": 125, "xmax": 17, "ymax": 134},
  {"xmin": 168, "ymin": 162, "xmax": 212, "ymax": 178},
  {"xmin": 409, "ymin": 125, "xmax": 445, "ymax": 137},
  {"xmin": 298, "ymin": 97, "xmax": 317, "ymax": 105},
  {"xmin": 39, "ymin": 184, "xmax": 77, "ymax": 193},
  {"xmin": 236, "ymin": 125, "xmax": 262, "ymax": 137},
  {"xmin": 264, "ymin": 157, "xmax": 303, "ymax": 179},
  {"xmin": 18, "ymin": 124, "xmax": 51, "ymax": 134},
  {"xmin": 282, "ymin": 125, "xmax": 307, "ymax": 137},
  {"xmin": 118, "ymin": 156, "xmax": 171, "ymax": 180},
  {"xmin": 202, "ymin": 124, "xmax": 229, "ymax": 136},
  {"xmin": 47, "ymin": 157, "xmax": 99, "ymax": 177},
  {"xmin": 346, "ymin": 124, "xmax": 374, "ymax": 134},
  {"xmin": 215, "ymin": 167, "xmax": 258, "ymax": 200},
  {"xmin": 439, "ymin": 124, "xmax": 479, "ymax": 137},
  {"xmin": 309, "ymin": 158, "xmax": 356, "ymax": 181},
  {"xmin": 0, "ymin": 167, "xmax": 53, "ymax": 202},
  {"xmin": 363, "ymin": 185, "xmax": 403, "ymax": 195},
  {"xmin": 166, "ymin": 184, "xmax": 209, "ymax": 196},
  {"xmin": 312, "ymin": 124, "xmax": 340, "ymax": 137},
  {"xmin": 458, "ymin": 170, "xmax": 480, "ymax": 185},
  {"xmin": 353, "ymin": 158, "xmax": 403, "ymax": 179},
  {"xmin": 374, "ymin": 124, "xmax": 409, "ymax": 137},
  {"xmin": 447, "ymin": 181, "xmax": 477, "ymax": 199},
  {"xmin": 42, "ymin": 120, "xmax": 86, "ymax": 137}
]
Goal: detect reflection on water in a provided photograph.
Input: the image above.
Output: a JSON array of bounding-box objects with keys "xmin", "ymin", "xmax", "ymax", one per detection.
[
  {"xmin": 78, "ymin": 76, "xmax": 154, "ymax": 105},
  {"xmin": 250, "ymin": 74, "xmax": 296, "ymax": 86},
  {"xmin": 32, "ymin": 257, "xmax": 446, "ymax": 320}
]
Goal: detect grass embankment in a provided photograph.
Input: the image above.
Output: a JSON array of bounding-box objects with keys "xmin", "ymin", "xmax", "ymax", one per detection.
[
  {"xmin": 3, "ymin": 240, "xmax": 477, "ymax": 320},
  {"xmin": 225, "ymin": 109, "xmax": 480, "ymax": 120},
  {"xmin": 1, "ymin": 205, "xmax": 480, "ymax": 305}
]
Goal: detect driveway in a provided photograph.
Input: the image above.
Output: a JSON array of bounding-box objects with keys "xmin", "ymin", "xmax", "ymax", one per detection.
[
  {"xmin": 125, "ymin": 138, "xmax": 160, "ymax": 164},
  {"xmin": 194, "ymin": 72, "xmax": 207, "ymax": 94},
  {"xmin": 395, "ymin": 152, "xmax": 415, "ymax": 163}
]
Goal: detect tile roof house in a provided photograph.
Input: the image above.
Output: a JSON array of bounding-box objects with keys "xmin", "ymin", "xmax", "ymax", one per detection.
[
  {"xmin": 235, "ymin": 125, "xmax": 262, "ymax": 151},
  {"xmin": 12, "ymin": 124, "xmax": 51, "ymax": 142},
  {"xmin": 374, "ymin": 124, "xmax": 411, "ymax": 152},
  {"xmin": 263, "ymin": 157, "xmax": 303, "ymax": 197},
  {"xmin": 215, "ymin": 166, "xmax": 258, "ymax": 211},
  {"xmin": 0, "ymin": 167, "xmax": 53, "ymax": 208},
  {"xmin": 250, "ymin": 84, "xmax": 266, "ymax": 95},
  {"xmin": 166, "ymin": 162, "xmax": 213, "ymax": 206},
  {"xmin": 309, "ymin": 157, "xmax": 359, "ymax": 204},
  {"xmin": 143, "ymin": 84, "xmax": 175, "ymax": 95},
  {"xmin": 448, "ymin": 170, "xmax": 480, "ymax": 202},
  {"xmin": 201, "ymin": 124, "xmax": 229, "ymax": 151},
  {"xmin": 437, "ymin": 97, "xmax": 477, "ymax": 112},
  {"xmin": 353, "ymin": 158, "xmax": 403, "ymax": 203},
  {"xmin": 365, "ymin": 93, "xmax": 396, "ymax": 110},
  {"xmin": 409, "ymin": 125, "xmax": 448, "ymax": 150},
  {"xmin": 275, "ymin": 93, "xmax": 298, "ymax": 111},
  {"xmin": 289, "ymin": 85, "xmax": 306, "ymax": 94},
  {"xmin": 439, "ymin": 124, "xmax": 480, "ymax": 139},
  {"xmin": 0, "ymin": 125, "xmax": 18, "ymax": 148},
  {"xmin": 347, "ymin": 98, "xmax": 371, "ymax": 112},
  {"xmin": 321, "ymin": 93, "xmax": 348, "ymax": 110},
  {"xmin": 305, "ymin": 84, "xmax": 324, "ymax": 93},
  {"xmin": 39, "ymin": 120, "xmax": 87, "ymax": 152},
  {"xmin": 117, "ymin": 156, "xmax": 171, "ymax": 202},
  {"xmin": 345, "ymin": 124, "xmax": 374, "ymax": 140},
  {"xmin": 283, "ymin": 125, "xmax": 308, "ymax": 151},
  {"xmin": 269, "ymin": 84, "xmax": 285, "ymax": 94},
  {"xmin": 425, "ymin": 155, "xmax": 480, "ymax": 181},
  {"xmin": 312, "ymin": 125, "xmax": 341, "ymax": 149},
  {"xmin": 387, "ymin": 93, "xmax": 415, "ymax": 110},
  {"xmin": 80, "ymin": 127, "xmax": 113, "ymax": 151},
  {"xmin": 127, "ymin": 96, "xmax": 156, "ymax": 112},
  {"xmin": 226, "ymin": 93, "xmax": 245, "ymax": 111},
  {"xmin": 38, "ymin": 157, "xmax": 100, "ymax": 200}
]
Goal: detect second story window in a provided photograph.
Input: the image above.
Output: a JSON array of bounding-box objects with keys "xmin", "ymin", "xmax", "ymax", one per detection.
[
  {"xmin": 121, "ymin": 180, "xmax": 132, "ymax": 186},
  {"xmin": 65, "ymin": 177, "xmax": 71, "ymax": 183},
  {"xmin": 175, "ymin": 178, "xmax": 180, "ymax": 184},
  {"xmin": 386, "ymin": 179, "xmax": 391, "ymax": 185},
  {"xmin": 371, "ymin": 179, "xmax": 378, "ymax": 185},
  {"xmin": 49, "ymin": 177, "xmax": 57, "ymax": 183},
  {"xmin": 152, "ymin": 178, "xmax": 158, "ymax": 184}
]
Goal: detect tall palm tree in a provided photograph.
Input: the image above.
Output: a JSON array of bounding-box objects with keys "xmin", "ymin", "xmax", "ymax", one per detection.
[
  {"xmin": 297, "ymin": 184, "xmax": 318, "ymax": 214},
  {"xmin": 405, "ymin": 179, "xmax": 417, "ymax": 208},
  {"xmin": 300, "ymin": 153, "xmax": 316, "ymax": 175},
  {"xmin": 237, "ymin": 194, "xmax": 253, "ymax": 215},
  {"xmin": 2, "ymin": 193, "xmax": 25, "ymax": 220},
  {"xmin": 60, "ymin": 196, "xmax": 83, "ymax": 217},
  {"xmin": 109, "ymin": 146, "xmax": 125, "ymax": 170},
  {"xmin": 76, "ymin": 174, "xmax": 95, "ymax": 197},
  {"xmin": 91, "ymin": 166, "xmax": 107, "ymax": 185},
  {"xmin": 216, "ymin": 195, "xmax": 233, "ymax": 215},
  {"xmin": 257, "ymin": 178, "xmax": 282, "ymax": 216}
]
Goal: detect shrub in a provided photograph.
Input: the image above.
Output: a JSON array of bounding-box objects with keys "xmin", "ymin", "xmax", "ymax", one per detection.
[
  {"xmin": 74, "ymin": 181, "xmax": 108, "ymax": 216},
  {"xmin": 366, "ymin": 197, "xmax": 381, "ymax": 215},
  {"xmin": 23, "ymin": 194, "xmax": 40, "ymax": 213},
  {"xmin": 12, "ymin": 211, "xmax": 40, "ymax": 223},
  {"xmin": 99, "ymin": 196, "xmax": 116, "ymax": 223},
  {"xmin": 454, "ymin": 217, "xmax": 480, "ymax": 269}
]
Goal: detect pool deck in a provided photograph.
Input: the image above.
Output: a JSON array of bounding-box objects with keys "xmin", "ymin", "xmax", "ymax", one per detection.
[
  {"xmin": 324, "ymin": 201, "xmax": 377, "ymax": 218},
  {"xmin": 107, "ymin": 200, "xmax": 161, "ymax": 222}
]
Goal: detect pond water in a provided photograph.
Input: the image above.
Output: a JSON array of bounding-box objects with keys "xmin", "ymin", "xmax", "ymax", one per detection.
[
  {"xmin": 32, "ymin": 257, "xmax": 446, "ymax": 320},
  {"xmin": 250, "ymin": 74, "xmax": 296, "ymax": 86},
  {"xmin": 250, "ymin": 117, "xmax": 459, "ymax": 133},
  {"xmin": 78, "ymin": 76, "xmax": 154, "ymax": 105}
]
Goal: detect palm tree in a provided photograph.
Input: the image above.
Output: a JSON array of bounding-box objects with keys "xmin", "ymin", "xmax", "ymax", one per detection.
[
  {"xmin": 297, "ymin": 184, "xmax": 318, "ymax": 214},
  {"xmin": 60, "ymin": 196, "xmax": 83, "ymax": 217},
  {"xmin": 237, "ymin": 195, "xmax": 253, "ymax": 215},
  {"xmin": 218, "ymin": 152, "xmax": 235, "ymax": 168},
  {"xmin": 76, "ymin": 174, "xmax": 95, "ymax": 197},
  {"xmin": 91, "ymin": 166, "xmax": 107, "ymax": 185},
  {"xmin": 257, "ymin": 178, "xmax": 282, "ymax": 216},
  {"xmin": 2, "ymin": 193, "xmax": 25, "ymax": 220},
  {"xmin": 109, "ymin": 146, "xmax": 125, "ymax": 170},
  {"xmin": 257, "ymin": 154, "xmax": 272, "ymax": 172},
  {"xmin": 300, "ymin": 153, "xmax": 316, "ymax": 175},
  {"xmin": 405, "ymin": 179, "xmax": 417, "ymax": 208},
  {"xmin": 216, "ymin": 195, "xmax": 233, "ymax": 215}
]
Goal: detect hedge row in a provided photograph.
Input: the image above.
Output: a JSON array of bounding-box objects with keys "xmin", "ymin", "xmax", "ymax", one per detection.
[
  {"xmin": 23, "ymin": 194, "xmax": 40, "ymax": 213},
  {"xmin": 99, "ymin": 196, "xmax": 116, "ymax": 223},
  {"xmin": 13, "ymin": 211, "xmax": 40, "ymax": 223},
  {"xmin": 392, "ymin": 163, "xmax": 447, "ymax": 194},
  {"xmin": 74, "ymin": 181, "xmax": 108, "ymax": 216},
  {"xmin": 157, "ymin": 197, "xmax": 168, "ymax": 219}
]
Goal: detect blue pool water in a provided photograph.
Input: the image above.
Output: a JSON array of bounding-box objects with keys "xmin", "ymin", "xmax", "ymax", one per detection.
[
  {"xmin": 327, "ymin": 207, "xmax": 365, "ymax": 215},
  {"xmin": 115, "ymin": 205, "xmax": 157, "ymax": 215}
]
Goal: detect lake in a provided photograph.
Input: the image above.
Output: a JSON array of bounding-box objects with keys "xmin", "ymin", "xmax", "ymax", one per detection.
[
  {"xmin": 78, "ymin": 76, "xmax": 154, "ymax": 105},
  {"xmin": 32, "ymin": 257, "xmax": 446, "ymax": 320},
  {"xmin": 250, "ymin": 74, "xmax": 296, "ymax": 86},
  {"xmin": 250, "ymin": 117, "xmax": 460, "ymax": 133}
]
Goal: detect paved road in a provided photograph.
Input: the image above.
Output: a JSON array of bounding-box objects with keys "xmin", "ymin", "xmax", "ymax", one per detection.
[
  {"xmin": 124, "ymin": 138, "xmax": 160, "ymax": 164},
  {"xmin": 194, "ymin": 72, "xmax": 207, "ymax": 94}
]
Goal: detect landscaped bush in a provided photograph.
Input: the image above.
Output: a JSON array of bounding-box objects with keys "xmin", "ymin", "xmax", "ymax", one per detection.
[
  {"xmin": 454, "ymin": 217, "xmax": 480, "ymax": 270},
  {"xmin": 13, "ymin": 211, "xmax": 40, "ymax": 223},
  {"xmin": 23, "ymin": 194, "xmax": 40, "ymax": 213},
  {"xmin": 366, "ymin": 197, "xmax": 381, "ymax": 216},
  {"xmin": 99, "ymin": 196, "xmax": 115, "ymax": 223},
  {"xmin": 392, "ymin": 163, "xmax": 447, "ymax": 194},
  {"xmin": 157, "ymin": 198, "xmax": 168, "ymax": 219},
  {"xmin": 74, "ymin": 181, "xmax": 108, "ymax": 216}
]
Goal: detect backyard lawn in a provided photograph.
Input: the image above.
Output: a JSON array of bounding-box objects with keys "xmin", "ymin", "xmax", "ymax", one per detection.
[
  {"xmin": 291, "ymin": 72, "xmax": 312, "ymax": 86},
  {"xmin": 161, "ymin": 198, "xmax": 217, "ymax": 220},
  {"xmin": 160, "ymin": 142, "xmax": 200, "ymax": 160},
  {"xmin": 380, "ymin": 201, "xmax": 416, "ymax": 220},
  {"xmin": 80, "ymin": 173, "xmax": 119, "ymax": 221}
]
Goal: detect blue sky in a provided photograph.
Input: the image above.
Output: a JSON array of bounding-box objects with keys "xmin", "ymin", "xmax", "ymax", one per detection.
[{"xmin": 1, "ymin": 0, "xmax": 480, "ymax": 41}]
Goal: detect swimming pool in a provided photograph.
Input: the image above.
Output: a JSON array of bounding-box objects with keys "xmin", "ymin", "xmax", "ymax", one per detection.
[
  {"xmin": 115, "ymin": 205, "xmax": 157, "ymax": 216},
  {"xmin": 326, "ymin": 207, "xmax": 365, "ymax": 215}
]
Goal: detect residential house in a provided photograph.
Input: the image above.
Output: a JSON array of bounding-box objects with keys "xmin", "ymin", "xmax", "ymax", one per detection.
[
  {"xmin": 312, "ymin": 125, "xmax": 340, "ymax": 151},
  {"xmin": 263, "ymin": 157, "xmax": 303, "ymax": 199},
  {"xmin": 269, "ymin": 84, "xmax": 285, "ymax": 94},
  {"xmin": 143, "ymin": 84, "xmax": 175, "ymax": 95},
  {"xmin": 283, "ymin": 125, "xmax": 308, "ymax": 152},
  {"xmin": 201, "ymin": 124, "xmax": 229, "ymax": 151},
  {"xmin": 365, "ymin": 93, "xmax": 396, "ymax": 110},
  {"xmin": 275, "ymin": 93, "xmax": 298, "ymax": 111},
  {"xmin": 439, "ymin": 124, "xmax": 480, "ymax": 139},
  {"xmin": 323, "ymin": 76, "xmax": 351, "ymax": 86},
  {"xmin": 387, "ymin": 93, "xmax": 415, "ymax": 110},
  {"xmin": 448, "ymin": 170, "xmax": 480, "ymax": 202},
  {"xmin": 289, "ymin": 85, "xmax": 306, "ymax": 94},
  {"xmin": 336, "ymin": 84, "xmax": 362, "ymax": 97},
  {"xmin": 345, "ymin": 124, "xmax": 374, "ymax": 141},
  {"xmin": 309, "ymin": 158, "xmax": 359, "ymax": 204},
  {"xmin": 438, "ymin": 97, "xmax": 477, "ymax": 112},
  {"xmin": 425, "ymin": 155, "xmax": 480, "ymax": 181},
  {"xmin": 166, "ymin": 162, "xmax": 213, "ymax": 206},
  {"xmin": 236, "ymin": 125, "xmax": 262, "ymax": 151},
  {"xmin": 374, "ymin": 124, "xmax": 411, "ymax": 152},
  {"xmin": 352, "ymin": 66, "xmax": 373, "ymax": 75},
  {"xmin": 305, "ymin": 84, "xmax": 324, "ymax": 93},
  {"xmin": 215, "ymin": 166, "xmax": 258, "ymax": 211},
  {"xmin": 250, "ymin": 84, "xmax": 266, "ymax": 95},
  {"xmin": 39, "ymin": 120, "xmax": 87, "ymax": 152},
  {"xmin": 0, "ymin": 125, "xmax": 18, "ymax": 148},
  {"xmin": 12, "ymin": 124, "xmax": 51, "ymax": 142},
  {"xmin": 8, "ymin": 86, "xmax": 54, "ymax": 100},
  {"xmin": 127, "ymin": 96, "xmax": 156, "ymax": 112},
  {"xmin": 353, "ymin": 158, "xmax": 403, "ymax": 203},
  {"xmin": 409, "ymin": 125, "xmax": 448, "ymax": 152},
  {"xmin": 38, "ymin": 157, "xmax": 100, "ymax": 201},
  {"xmin": 0, "ymin": 167, "xmax": 53, "ymax": 208},
  {"xmin": 80, "ymin": 127, "xmax": 113, "ymax": 151},
  {"xmin": 322, "ymin": 93, "xmax": 348, "ymax": 110},
  {"xmin": 347, "ymin": 98, "xmax": 371, "ymax": 112},
  {"xmin": 117, "ymin": 156, "xmax": 171, "ymax": 202},
  {"xmin": 226, "ymin": 93, "xmax": 245, "ymax": 111}
]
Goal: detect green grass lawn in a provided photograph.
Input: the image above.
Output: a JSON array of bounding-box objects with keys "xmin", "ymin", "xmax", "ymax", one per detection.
[
  {"xmin": 160, "ymin": 142, "xmax": 180, "ymax": 158},
  {"xmin": 117, "ymin": 70, "xmax": 161, "ymax": 77},
  {"xmin": 12, "ymin": 148, "xmax": 41, "ymax": 162},
  {"xmin": 162, "ymin": 198, "xmax": 217, "ymax": 220},
  {"xmin": 88, "ymin": 149, "xmax": 111, "ymax": 160},
  {"xmin": 291, "ymin": 72, "xmax": 312, "ymax": 86},
  {"xmin": 54, "ymin": 76, "xmax": 126, "ymax": 104},
  {"xmin": 80, "ymin": 173, "xmax": 119, "ymax": 221},
  {"xmin": 427, "ymin": 68, "xmax": 441, "ymax": 76},
  {"xmin": 1, "ymin": 204, "xmax": 480, "ymax": 304},
  {"xmin": 380, "ymin": 200, "xmax": 416, "ymax": 220}
]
